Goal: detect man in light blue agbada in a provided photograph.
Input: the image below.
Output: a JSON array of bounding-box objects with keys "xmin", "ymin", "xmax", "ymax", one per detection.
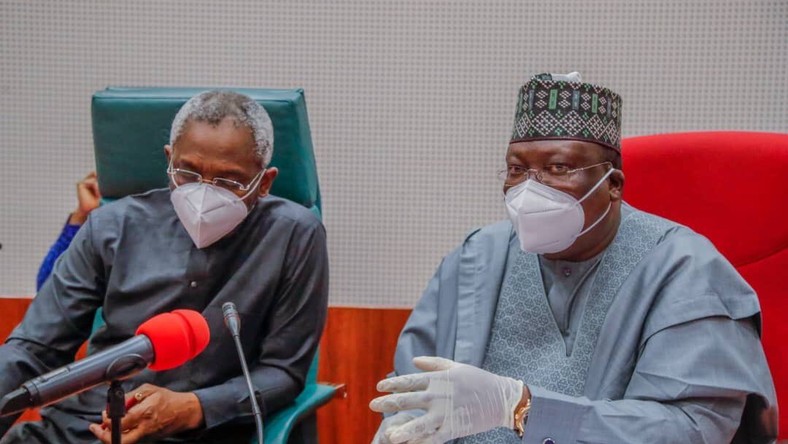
[{"xmin": 370, "ymin": 73, "xmax": 778, "ymax": 444}]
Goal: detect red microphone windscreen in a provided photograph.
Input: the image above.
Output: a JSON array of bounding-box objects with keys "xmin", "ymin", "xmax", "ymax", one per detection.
[{"xmin": 135, "ymin": 309, "xmax": 211, "ymax": 371}]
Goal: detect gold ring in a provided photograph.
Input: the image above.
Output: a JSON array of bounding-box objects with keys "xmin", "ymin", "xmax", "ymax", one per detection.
[{"xmin": 134, "ymin": 392, "xmax": 144, "ymax": 401}]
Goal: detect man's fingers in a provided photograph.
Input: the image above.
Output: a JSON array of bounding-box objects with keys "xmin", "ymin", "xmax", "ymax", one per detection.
[
  {"xmin": 118, "ymin": 398, "xmax": 150, "ymax": 430},
  {"xmin": 372, "ymin": 413, "xmax": 416, "ymax": 444},
  {"xmin": 89, "ymin": 423, "xmax": 111, "ymax": 444},
  {"xmin": 78, "ymin": 180, "xmax": 100, "ymax": 197},
  {"xmin": 90, "ymin": 422, "xmax": 144, "ymax": 444},
  {"xmin": 84, "ymin": 180, "xmax": 100, "ymax": 194},
  {"xmin": 105, "ymin": 390, "xmax": 155, "ymax": 430},
  {"xmin": 78, "ymin": 171, "xmax": 101, "ymax": 201},
  {"xmin": 134, "ymin": 383, "xmax": 155, "ymax": 393},
  {"xmin": 377, "ymin": 373, "xmax": 429, "ymax": 393},
  {"xmin": 98, "ymin": 406, "xmax": 145, "ymax": 433},
  {"xmin": 412, "ymin": 356, "xmax": 457, "ymax": 372},
  {"xmin": 386, "ymin": 413, "xmax": 416, "ymax": 428},
  {"xmin": 370, "ymin": 391, "xmax": 435, "ymax": 413},
  {"xmin": 386, "ymin": 412, "xmax": 442, "ymax": 443},
  {"xmin": 117, "ymin": 425, "xmax": 146, "ymax": 444}
]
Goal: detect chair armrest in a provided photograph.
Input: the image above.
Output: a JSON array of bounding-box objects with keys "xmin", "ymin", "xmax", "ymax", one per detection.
[{"xmin": 253, "ymin": 383, "xmax": 340, "ymax": 444}]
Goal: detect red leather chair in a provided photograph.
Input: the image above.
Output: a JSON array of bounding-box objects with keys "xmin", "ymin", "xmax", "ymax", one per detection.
[{"xmin": 621, "ymin": 131, "xmax": 787, "ymax": 438}]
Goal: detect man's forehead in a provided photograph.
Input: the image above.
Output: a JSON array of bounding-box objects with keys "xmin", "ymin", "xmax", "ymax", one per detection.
[
  {"xmin": 178, "ymin": 117, "xmax": 252, "ymax": 138},
  {"xmin": 171, "ymin": 120, "xmax": 259, "ymax": 169},
  {"xmin": 174, "ymin": 120, "xmax": 255, "ymax": 150}
]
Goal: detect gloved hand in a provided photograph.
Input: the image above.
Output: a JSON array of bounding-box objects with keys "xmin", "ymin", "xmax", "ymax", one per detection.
[
  {"xmin": 369, "ymin": 357, "xmax": 524, "ymax": 444},
  {"xmin": 372, "ymin": 413, "xmax": 417, "ymax": 444}
]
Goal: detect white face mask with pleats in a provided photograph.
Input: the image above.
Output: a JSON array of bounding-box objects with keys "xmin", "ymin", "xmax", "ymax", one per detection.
[
  {"xmin": 170, "ymin": 182, "xmax": 259, "ymax": 249},
  {"xmin": 504, "ymin": 168, "xmax": 615, "ymax": 254}
]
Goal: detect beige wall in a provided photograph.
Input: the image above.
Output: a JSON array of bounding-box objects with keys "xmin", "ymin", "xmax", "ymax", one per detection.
[{"xmin": 1, "ymin": 0, "xmax": 786, "ymax": 304}]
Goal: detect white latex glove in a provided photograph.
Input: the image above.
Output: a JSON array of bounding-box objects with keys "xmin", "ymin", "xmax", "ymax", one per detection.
[
  {"xmin": 372, "ymin": 413, "xmax": 417, "ymax": 444},
  {"xmin": 369, "ymin": 357, "xmax": 524, "ymax": 444}
]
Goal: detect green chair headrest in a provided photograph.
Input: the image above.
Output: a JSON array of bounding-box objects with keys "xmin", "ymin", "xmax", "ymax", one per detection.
[{"xmin": 92, "ymin": 87, "xmax": 321, "ymax": 217}]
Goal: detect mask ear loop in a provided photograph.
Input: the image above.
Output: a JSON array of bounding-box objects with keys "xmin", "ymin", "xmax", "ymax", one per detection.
[
  {"xmin": 577, "ymin": 167, "xmax": 616, "ymax": 203},
  {"xmin": 240, "ymin": 168, "xmax": 267, "ymax": 200},
  {"xmin": 166, "ymin": 158, "xmax": 177, "ymax": 188},
  {"xmin": 236, "ymin": 168, "xmax": 269, "ymax": 216},
  {"xmin": 575, "ymin": 167, "xmax": 617, "ymax": 237},
  {"xmin": 577, "ymin": 202, "xmax": 611, "ymax": 236}
]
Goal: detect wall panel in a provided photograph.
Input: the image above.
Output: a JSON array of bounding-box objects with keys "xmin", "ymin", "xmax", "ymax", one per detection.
[{"xmin": 1, "ymin": 0, "xmax": 786, "ymax": 307}]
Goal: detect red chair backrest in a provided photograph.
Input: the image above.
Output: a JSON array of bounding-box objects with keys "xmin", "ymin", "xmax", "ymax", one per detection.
[{"xmin": 622, "ymin": 131, "xmax": 788, "ymax": 437}]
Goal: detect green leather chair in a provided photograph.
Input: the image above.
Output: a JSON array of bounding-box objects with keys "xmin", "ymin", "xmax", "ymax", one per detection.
[{"xmin": 91, "ymin": 87, "xmax": 335, "ymax": 443}]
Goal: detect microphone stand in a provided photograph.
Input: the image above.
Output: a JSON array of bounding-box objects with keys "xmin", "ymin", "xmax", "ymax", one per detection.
[
  {"xmin": 232, "ymin": 336, "xmax": 265, "ymax": 444},
  {"xmin": 106, "ymin": 380, "xmax": 126, "ymax": 444},
  {"xmin": 222, "ymin": 302, "xmax": 264, "ymax": 444},
  {"xmin": 104, "ymin": 354, "xmax": 145, "ymax": 444}
]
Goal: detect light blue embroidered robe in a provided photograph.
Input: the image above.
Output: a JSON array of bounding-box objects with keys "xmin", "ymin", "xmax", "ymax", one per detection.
[{"xmin": 386, "ymin": 204, "xmax": 777, "ymax": 444}]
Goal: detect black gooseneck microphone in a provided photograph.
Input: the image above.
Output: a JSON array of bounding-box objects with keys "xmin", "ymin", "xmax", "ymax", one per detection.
[{"xmin": 222, "ymin": 302, "xmax": 264, "ymax": 444}]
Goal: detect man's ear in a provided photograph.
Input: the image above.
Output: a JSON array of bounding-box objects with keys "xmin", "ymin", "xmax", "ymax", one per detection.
[
  {"xmin": 608, "ymin": 170, "xmax": 625, "ymax": 201},
  {"xmin": 164, "ymin": 145, "xmax": 172, "ymax": 164},
  {"xmin": 258, "ymin": 167, "xmax": 279, "ymax": 197}
]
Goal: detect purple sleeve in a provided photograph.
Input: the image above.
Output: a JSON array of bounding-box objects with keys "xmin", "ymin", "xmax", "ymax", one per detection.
[{"xmin": 36, "ymin": 217, "xmax": 82, "ymax": 291}]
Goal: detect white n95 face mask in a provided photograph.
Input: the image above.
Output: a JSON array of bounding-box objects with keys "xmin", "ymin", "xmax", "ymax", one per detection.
[
  {"xmin": 170, "ymin": 183, "xmax": 254, "ymax": 249},
  {"xmin": 504, "ymin": 168, "xmax": 615, "ymax": 254}
]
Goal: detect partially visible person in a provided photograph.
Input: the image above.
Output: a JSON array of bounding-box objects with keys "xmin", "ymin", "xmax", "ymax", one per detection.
[
  {"xmin": 370, "ymin": 73, "xmax": 777, "ymax": 443},
  {"xmin": 1, "ymin": 90, "xmax": 329, "ymax": 444},
  {"xmin": 36, "ymin": 171, "xmax": 101, "ymax": 290}
]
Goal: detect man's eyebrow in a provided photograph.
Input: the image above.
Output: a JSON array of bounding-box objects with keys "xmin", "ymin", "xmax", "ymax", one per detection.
[
  {"xmin": 216, "ymin": 167, "xmax": 249, "ymax": 179},
  {"xmin": 174, "ymin": 158, "xmax": 198, "ymax": 170},
  {"xmin": 173, "ymin": 157, "xmax": 251, "ymax": 179}
]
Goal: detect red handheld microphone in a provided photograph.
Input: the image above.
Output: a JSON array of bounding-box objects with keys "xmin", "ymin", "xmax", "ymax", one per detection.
[
  {"xmin": 0, "ymin": 309, "xmax": 210, "ymax": 417},
  {"xmin": 135, "ymin": 309, "xmax": 210, "ymax": 371}
]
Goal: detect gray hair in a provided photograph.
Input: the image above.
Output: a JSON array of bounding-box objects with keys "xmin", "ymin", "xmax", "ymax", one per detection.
[{"xmin": 169, "ymin": 90, "xmax": 274, "ymax": 165}]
